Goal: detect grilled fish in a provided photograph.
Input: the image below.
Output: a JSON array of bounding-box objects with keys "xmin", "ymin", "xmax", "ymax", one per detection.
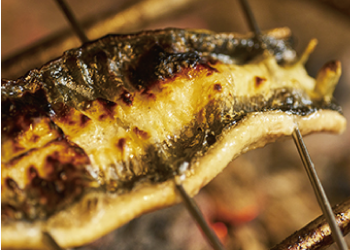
[{"xmin": 1, "ymin": 27, "xmax": 346, "ymax": 249}]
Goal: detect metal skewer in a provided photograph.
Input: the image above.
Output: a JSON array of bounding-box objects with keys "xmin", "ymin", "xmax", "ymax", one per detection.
[
  {"xmin": 54, "ymin": 0, "xmax": 89, "ymax": 44},
  {"xmin": 50, "ymin": 0, "xmax": 347, "ymax": 249},
  {"xmin": 239, "ymin": 0, "xmax": 347, "ymax": 249},
  {"xmin": 52, "ymin": 0, "xmax": 224, "ymax": 249},
  {"xmin": 175, "ymin": 178, "xmax": 226, "ymax": 250},
  {"xmin": 42, "ymin": 232, "xmax": 63, "ymax": 250},
  {"xmin": 292, "ymin": 127, "xmax": 348, "ymax": 250},
  {"xmin": 40, "ymin": 1, "xmax": 91, "ymax": 249},
  {"xmin": 239, "ymin": 0, "xmax": 261, "ymax": 36}
]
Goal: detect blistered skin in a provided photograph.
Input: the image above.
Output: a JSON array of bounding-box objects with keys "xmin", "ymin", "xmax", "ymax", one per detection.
[{"xmin": 1, "ymin": 28, "xmax": 346, "ymax": 249}]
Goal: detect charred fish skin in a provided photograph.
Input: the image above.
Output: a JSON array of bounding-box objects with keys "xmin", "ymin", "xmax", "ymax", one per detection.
[
  {"xmin": 2, "ymin": 28, "xmax": 293, "ymax": 99},
  {"xmin": 1, "ymin": 28, "xmax": 346, "ymax": 249},
  {"xmin": 0, "ymin": 28, "xmax": 343, "ymax": 219},
  {"xmin": 1, "ymin": 28, "xmax": 295, "ymax": 166}
]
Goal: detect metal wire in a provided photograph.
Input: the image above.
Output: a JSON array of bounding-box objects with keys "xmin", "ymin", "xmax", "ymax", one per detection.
[
  {"xmin": 239, "ymin": 1, "xmax": 347, "ymax": 248},
  {"xmin": 51, "ymin": 1, "xmax": 224, "ymax": 249},
  {"xmin": 42, "ymin": 232, "xmax": 63, "ymax": 250},
  {"xmin": 25, "ymin": 1, "xmax": 348, "ymax": 249},
  {"xmin": 175, "ymin": 180, "xmax": 226, "ymax": 250},
  {"xmin": 239, "ymin": 0, "xmax": 261, "ymax": 36},
  {"xmin": 54, "ymin": 0, "xmax": 89, "ymax": 43},
  {"xmin": 2, "ymin": 0, "xmax": 199, "ymax": 79},
  {"xmin": 292, "ymin": 127, "xmax": 348, "ymax": 250}
]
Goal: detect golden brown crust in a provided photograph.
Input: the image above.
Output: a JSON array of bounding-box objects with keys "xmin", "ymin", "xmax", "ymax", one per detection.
[
  {"xmin": 1, "ymin": 28, "xmax": 347, "ymax": 249},
  {"xmin": 1, "ymin": 110, "xmax": 346, "ymax": 249}
]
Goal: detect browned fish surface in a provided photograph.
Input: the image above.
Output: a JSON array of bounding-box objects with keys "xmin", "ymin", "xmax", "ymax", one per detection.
[{"xmin": 1, "ymin": 28, "xmax": 346, "ymax": 249}]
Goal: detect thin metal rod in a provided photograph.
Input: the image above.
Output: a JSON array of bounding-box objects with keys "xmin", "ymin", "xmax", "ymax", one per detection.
[
  {"xmin": 239, "ymin": 0, "xmax": 261, "ymax": 36},
  {"xmin": 175, "ymin": 181, "xmax": 225, "ymax": 250},
  {"xmin": 292, "ymin": 127, "xmax": 348, "ymax": 250},
  {"xmin": 42, "ymin": 232, "xmax": 63, "ymax": 250},
  {"xmin": 54, "ymin": 0, "xmax": 89, "ymax": 44},
  {"xmin": 239, "ymin": 0, "xmax": 347, "ymax": 247}
]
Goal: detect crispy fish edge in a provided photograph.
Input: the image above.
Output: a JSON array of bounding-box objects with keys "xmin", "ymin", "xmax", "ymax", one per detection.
[{"xmin": 1, "ymin": 109, "xmax": 346, "ymax": 249}]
